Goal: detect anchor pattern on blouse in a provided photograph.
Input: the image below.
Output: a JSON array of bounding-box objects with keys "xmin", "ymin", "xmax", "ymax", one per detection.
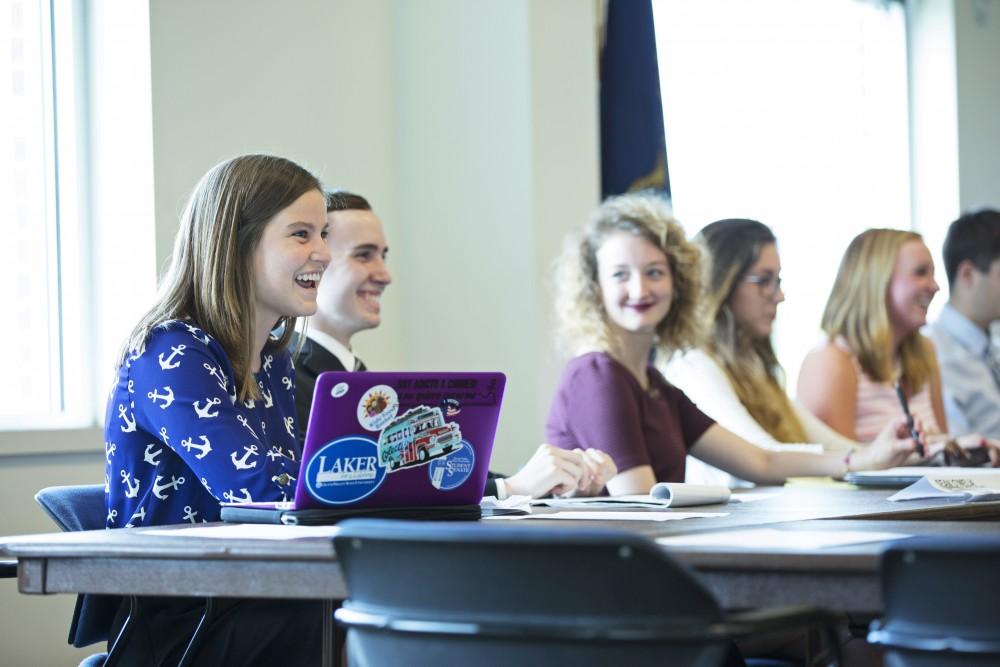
[
  {"xmin": 193, "ymin": 397, "xmax": 221, "ymax": 419},
  {"xmin": 231, "ymin": 444, "xmax": 259, "ymax": 470},
  {"xmin": 157, "ymin": 344, "xmax": 187, "ymax": 370},
  {"xmin": 181, "ymin": 435, "xmax": 212, "ymax": 460},
  {"xmin": 152, "ymin": 474, "xmax": 185, "ymax": 500},
  {"xmin": 148, "ymin": 386, "xmax": 174, "ymax": 409}
]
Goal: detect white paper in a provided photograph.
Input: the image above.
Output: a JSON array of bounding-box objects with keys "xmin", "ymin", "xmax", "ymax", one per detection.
[
  {"xmin": 483, "ymin": 511, "xmax": 727, "ymax": 522},
  {"xmin": 531, "ymin": 494, "xmax": 671, "ymax": 509},
  {"xmin": 141, "ymin": 524, "xmax": 342, "ymax": 540},
  {"xmin": 657, "ymin": 528, "xmax": 909, "ymax": 550},
  {"xmin": 480, "ymin": 494, "xmax": 532, "ymax": 513},
  {"xmin": 888, "ymin": 473, "xmax": 1000, "ymax": 502},
  {"xmin": 649, "ymin": 483, "xmax": 731, "ymax": 507}
]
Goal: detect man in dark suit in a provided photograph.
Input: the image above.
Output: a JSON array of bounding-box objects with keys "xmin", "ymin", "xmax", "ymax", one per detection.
[{"xmin": 294, "ymin": 190, "xmax": 615, "ymax": 499}]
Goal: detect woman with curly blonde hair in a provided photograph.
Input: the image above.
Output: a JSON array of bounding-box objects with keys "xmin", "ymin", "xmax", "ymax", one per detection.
[
  {"xmin": 545, "ymin": 195, "xmax": 922, "ymax": 495},
  {"xmin": 798, "ymin": 228, "xmax": 1000, "ymax": 465}
]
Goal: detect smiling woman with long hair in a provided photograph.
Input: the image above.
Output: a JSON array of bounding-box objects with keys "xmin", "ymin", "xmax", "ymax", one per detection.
[
  {"xmin": 103, "ymin": 154, "xmax": 331, "ymax": 665},
  {"xmin": 663, "ymin": 219, "xmax": 867, "ymax": 487},
  {"xmin": 545, "ymin": 195, "xmax": 920, "ymax": 495}
]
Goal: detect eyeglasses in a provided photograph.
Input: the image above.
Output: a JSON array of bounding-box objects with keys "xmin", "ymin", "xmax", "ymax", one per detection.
[{"xmin": 743, "ymin": 274, "xmax": 782, "ymax": 297}]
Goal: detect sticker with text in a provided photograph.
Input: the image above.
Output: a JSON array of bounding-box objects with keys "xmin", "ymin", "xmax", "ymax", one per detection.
[
  {"xmin": 429, "ymin": 440, "xmax": 475, "ymax": 490},
  {"xmin": 305, "ymin": 436, "xmax": 386, "ymax": 505},
  {"xmin": 357, "ymin": 384, "xmax": 399, "ymax": 431}
]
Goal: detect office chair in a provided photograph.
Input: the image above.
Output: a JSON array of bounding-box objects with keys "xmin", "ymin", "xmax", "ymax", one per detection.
[
  {"xmin": 868, "ymin": 536, "xmax": 1000, "ymax": 666},
  {"xmin": 35, "ymin": 484, "xmax": 131, "ymax": 667},
  {"xmin": 333, "ymin": 519, "xmax": 841, "ymax": 667}
]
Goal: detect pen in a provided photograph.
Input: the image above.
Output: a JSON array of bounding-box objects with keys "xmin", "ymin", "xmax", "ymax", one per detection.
[{"xmin": 894, "ymin": 381, "xmax": 925, "ymax": 458}]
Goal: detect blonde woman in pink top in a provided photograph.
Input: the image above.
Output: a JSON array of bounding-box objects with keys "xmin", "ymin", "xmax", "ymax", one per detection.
[{"xmin": 798, "ymin": 228, "xmax": 1000, "ymax": 463}]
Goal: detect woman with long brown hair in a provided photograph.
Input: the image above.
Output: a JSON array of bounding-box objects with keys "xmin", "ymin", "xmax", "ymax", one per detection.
[
  {"xmin": 104, "ymin": 154, "xmax": 330, "ymax": 664},
  {"xmin": 663, "ymin": 219, "xmax": 865, "ymax": 487}
]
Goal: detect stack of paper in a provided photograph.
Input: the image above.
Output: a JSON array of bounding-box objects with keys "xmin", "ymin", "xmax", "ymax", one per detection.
[{"xmin": 888, "ymin": 472, "xmax": 1000, "ymax": 502}]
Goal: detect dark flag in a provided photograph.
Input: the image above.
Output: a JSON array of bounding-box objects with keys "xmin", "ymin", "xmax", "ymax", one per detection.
[{"xmin": 600, "ymin": 0, "xmax": 670, "ymax": 199}]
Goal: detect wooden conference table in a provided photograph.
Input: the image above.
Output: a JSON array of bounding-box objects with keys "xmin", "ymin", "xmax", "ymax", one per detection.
[{"xmin": 3, "ymin": 484, "xmax": 1000, "ymax": 664}]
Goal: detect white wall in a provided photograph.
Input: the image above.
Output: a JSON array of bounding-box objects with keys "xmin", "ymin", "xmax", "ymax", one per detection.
[
  {"xmin": 146, "ymin": 0, "xmax": 598, "ymax": 473},
  {"xmin": 908, "ymin": 0, "xmax": 1000, "ymax": 296},
  {"xmin": 953, "ymin": 0, "xmax": 1000, "ymax": 212}
]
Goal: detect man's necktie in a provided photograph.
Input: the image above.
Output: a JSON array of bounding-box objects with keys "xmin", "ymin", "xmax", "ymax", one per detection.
[{"xmin": 354, "ymin": 358, "xmax": 367, "ymax": 372}]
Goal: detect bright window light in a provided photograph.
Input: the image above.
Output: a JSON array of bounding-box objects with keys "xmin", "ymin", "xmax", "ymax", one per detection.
[{"xmin": 653, "ymin": 0, "xmax": 911, "ymax": 392}]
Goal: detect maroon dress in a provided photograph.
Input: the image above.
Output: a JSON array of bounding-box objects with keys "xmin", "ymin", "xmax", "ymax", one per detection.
[{"xmin": 546, "ymin": 352, "xmax": 715, "ymax": 482}]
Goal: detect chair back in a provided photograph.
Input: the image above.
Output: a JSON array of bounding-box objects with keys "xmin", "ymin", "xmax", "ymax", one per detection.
[
  {"xmin": 868, "ymin": 536, "xmax": 1000, "ymax": 666},
  {"xmin": 334, "ymin": 519, "xmax": 731, "ymax": 667},
  {"xmin": 35, "ymin": 484, "xmax": 121, "ymax": 649}
]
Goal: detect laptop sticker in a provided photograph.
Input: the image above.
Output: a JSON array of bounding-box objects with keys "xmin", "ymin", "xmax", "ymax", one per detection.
[
  {"xmin": 305, "ymin": 436, "xmax": 387, "ymax": 505},
  {"xmin": 441, "ymin": 397, "xmax": 461, "ymax": 417},
  {"xmin": 357, "ymin": 384, "xmax": 399, "ymax": 431},
  {"xmin": 378, "ymin": 406, "xmax": 463, "ymax": 472},
  {"xmin": 428, "ymin": 440, "xmax": 475, "ymax": 490}
]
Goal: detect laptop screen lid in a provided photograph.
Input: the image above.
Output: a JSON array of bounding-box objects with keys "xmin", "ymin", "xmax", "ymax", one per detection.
[{"xmin": 292, "ymin": 371, "xmax": 506, "ymax": 509}]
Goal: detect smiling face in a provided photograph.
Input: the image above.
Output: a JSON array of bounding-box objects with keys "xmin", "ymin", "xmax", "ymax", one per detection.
[
  {"xmin": 887, "ymin": 239, "xmax": 939, "ymax": 337},
  {"xmin": 312, "ymin": 208, "xmax": 392, "ymax": 347},
  {"xmin": 252, "ymin": 189, "xmax": 331, "ymax": 327},
  {"xmin": 595, "ymin": 231, "xmax": 673, "ymax": 337},
  {"xmin": 730, "ymin": 242, "xmax": 784, "ymax": 339}
]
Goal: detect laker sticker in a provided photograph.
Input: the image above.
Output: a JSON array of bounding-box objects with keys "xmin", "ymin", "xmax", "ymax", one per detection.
[
  {"xmin": 305, "ymin": 436, "xmax": 386, "ymax": 505},
  {"xmin": 429, "ymin": 440, "xmax": 475, "ymax": 490}
]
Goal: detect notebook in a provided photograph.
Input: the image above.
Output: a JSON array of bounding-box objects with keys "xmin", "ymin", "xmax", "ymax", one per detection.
[
  {"xmin": 846, "ymin": 465, "xmax": 997, "ymax": 488},
  {"xmin": 221, "ymin": 371, "xmax": 506, "ymax": 524}
]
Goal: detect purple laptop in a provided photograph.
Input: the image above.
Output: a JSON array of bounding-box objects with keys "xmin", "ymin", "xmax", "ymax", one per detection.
[{"xmin": 289, "ymin": 371, "xmax": 506, "ymax": 509}]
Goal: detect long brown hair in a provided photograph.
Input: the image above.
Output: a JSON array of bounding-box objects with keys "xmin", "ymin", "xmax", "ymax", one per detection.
[
  {"xmin": 697, "ymin": 219, "xmax": 807, "ymax": 443},
  {"xmin": 821, "ymin": 228, "xmax": 935, "ymax": 393},
  {"xmin": 120, "ymin": 154, "xmax": 323, "ymax": 401}
]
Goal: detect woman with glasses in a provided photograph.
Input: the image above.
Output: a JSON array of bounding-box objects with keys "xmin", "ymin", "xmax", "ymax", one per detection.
[
  {"xmin": 662, "ymin": 219, "xmax": 887, "ymax": 487},
  {"xmin": 797, "ymin": 228, "xmax": 1000, "ymax": 463},
  {"xmin": 545, "ymin": 196, "xmax": 922, "ymax": 495}
]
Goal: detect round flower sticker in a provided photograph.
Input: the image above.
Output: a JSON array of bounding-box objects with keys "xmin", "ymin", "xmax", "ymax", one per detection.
[{"xmin": 357, "ymin": 384, "xmax": 399, "ymax": 431}]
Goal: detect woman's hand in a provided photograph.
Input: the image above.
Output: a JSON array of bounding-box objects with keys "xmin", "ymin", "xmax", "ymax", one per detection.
[
  {"xmin": 568, "ymin": 448, "xmax": 617, "ymax": 497},
  {"xmin": 925, "ymin": 433, "xmax": 1000, "ymax": 467},
  {"xmin": 852, "ymin": 417, "xmax": 921, "ymax": 471},
  {"xmin": 503, "ymin": 444, "xmax": 588, "ymax": 499}
]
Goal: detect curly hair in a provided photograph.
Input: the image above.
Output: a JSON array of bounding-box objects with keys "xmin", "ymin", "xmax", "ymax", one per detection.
[{"xmin": 554, "ymin": 193, "xmax": 704, "ymax": 359}]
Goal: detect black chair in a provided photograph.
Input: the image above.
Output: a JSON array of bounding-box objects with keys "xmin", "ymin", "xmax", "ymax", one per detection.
[
  {"xmin": 333, "ymin": 519, "xmax": 841, "ymax": 667},
  {"xmin": 35, "ymin": 484, "xmax": 128, "ymax": 667},
  {"xmin": 1, "ymin": 560, "xmax": 16, "ymax": 578},
  {"xmin": 868, "ymin": 536, "xmax": 1000, "ymax": 666}
]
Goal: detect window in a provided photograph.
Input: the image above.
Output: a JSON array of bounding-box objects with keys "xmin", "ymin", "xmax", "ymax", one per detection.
[
  {"xmin": 0, "ymin": 0, "xmax": 81, "ymax": 426},
  {"xmin": 653, "ymin": 0, "xmax": 910, "ymax": 392},
  {"xmin": 0, "ymin": 0, "xmax": 155, "ymax": 432}
]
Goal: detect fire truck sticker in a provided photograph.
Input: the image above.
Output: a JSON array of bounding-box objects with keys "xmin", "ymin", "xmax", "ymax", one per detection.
[
  {"xmin": 377, "ymin": 405, "xmax": 462, "ymax": 472},
  {"xmin": 357, "ymin": 384, "xmax": 399, "ymax": 431},
  {"xmin": 428, "ymin": 440, "xmax": 475, "ymax": 490},
  {"xmin": 304, "ymin": 436, "xmax": 387, "ymax": 505}
]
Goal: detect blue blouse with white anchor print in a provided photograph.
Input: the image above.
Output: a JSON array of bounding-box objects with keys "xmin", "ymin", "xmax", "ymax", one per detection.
[{"xmin": 103, "ymin": 320, "xmax": 300, "ymax": 527}]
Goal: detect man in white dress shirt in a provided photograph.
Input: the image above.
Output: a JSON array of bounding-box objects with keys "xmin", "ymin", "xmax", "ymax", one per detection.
[{"xmin": 928, "ymin": 209, "xmax": 1000, "ymax": 438}]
